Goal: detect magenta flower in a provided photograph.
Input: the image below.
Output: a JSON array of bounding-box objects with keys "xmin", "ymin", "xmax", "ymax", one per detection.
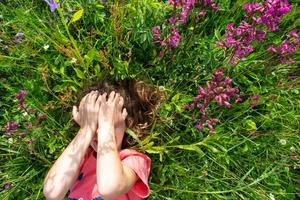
[
  {"xmin": 44, "ymin": 0, "xmax": 60, "ymax": 12},
  {"xmin": 268, "ymin": 29, "xmax": 299, "ymax": 64},
  {"xmin": 16, "ymin": 132, "xmax": 27, "ymax": 137},
  {"xmin": 152, "ymin": 0, "xmax": 219, "ymax": 49},
  {"xmin": 151, "ymin": 26, "xmax": 161, "ymax": 43},
  {"xmin": 26, "ymin": 122, "xmax": 33, "ymax": 130},
  {"xmin": 198, "ymin": 10, "xmax": 206, "ymax": 17},
  {"xmin": 168, "ymin": 27, "xmax": 180, "ymax": 48},
  {"xmin": 4, "ymin": 121, "xmax": 19, "ymax": 135},
  {"xmin": 15, "ymin": 90, "xmax": 27, "ymax": 110},
  {"xmin": 217, "ymin": 0, "xmax": 292, "ymax": 64},
  {"xmin": 186, "ymin": 68, "xmax": 241, "ymax": 132}
]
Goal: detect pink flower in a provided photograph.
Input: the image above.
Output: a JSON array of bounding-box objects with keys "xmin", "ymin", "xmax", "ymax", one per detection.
[
  {"xmin": 198, "ymin": 10, "xmax": 206, "ymax": 17},
  {"xmin": 187, "ymin": 68, "xmax": 241, "ymax": 131},
  {"xmin": 15, "ymin": 90, "xmax": 27, "ymax": 110},
  {"xmin": 167, "ymin": 27, "xmax": 180, "ymax": 48},
  {"xmin": 4, "ymin": 121, "xmax": 19, "ymax": 135},
  {"xmin": 168, "ymin": 16, "xmax": 177, "ymax": 24}
]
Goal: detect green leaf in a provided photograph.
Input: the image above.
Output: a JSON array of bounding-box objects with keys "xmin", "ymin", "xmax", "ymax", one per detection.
[
  {"xmin": 69, "ymin": 9, "xmax": 84, "ymax": 24},
  {"xmin": 244, "ymin": 119, "xmax": 257, "ymax": 131},
  {"xmin": 74, "ymin": 68, "xmax": 84, "ymax": 79}
]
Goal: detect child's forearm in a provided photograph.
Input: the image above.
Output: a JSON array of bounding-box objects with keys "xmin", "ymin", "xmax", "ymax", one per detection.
[
  {"xmin": 96, "ymin": 124, "xmax": 127, "ymax": 199},
  {"xmin": 43, "ymin": 128, "xmax": 94, "ymax": 200}
]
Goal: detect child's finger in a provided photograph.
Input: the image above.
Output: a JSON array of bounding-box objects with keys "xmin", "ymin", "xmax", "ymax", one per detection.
[
  {"xmin": 90, "ymin": 91, "xmax": 99, "ymax": 104},
  {"xmin": 95, "ymin": 92, "xmax": 104, "ymax": 110},
  {"xmin": 118, "ymin": 96, "xmax": 124, "ymax": 109},
  {"xmin": 108, "ymin": 91, "xmax": 116, "ymax": 103},
  {"xmin": 72, "ymin": 106, "xmax": 79, "ymax": 120},
  {"xmin": 79, "ymin": 93, "xmax": 89, "ymax": 110},
  {"xmin": 114, "ymin": 93, "xmax": 120, "ymax": 104},
  {"xmin": 99, "ymin": 92, "xmax": 107, "ymax": 106},
  {"xmin": 122, "ymin": 108, "xmax": 128, "ymax": 119}
]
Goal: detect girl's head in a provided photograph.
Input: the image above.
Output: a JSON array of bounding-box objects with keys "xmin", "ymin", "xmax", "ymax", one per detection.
[{"xmin": 82, "ymin": 78, "xmax": 164, "ymax": 149}]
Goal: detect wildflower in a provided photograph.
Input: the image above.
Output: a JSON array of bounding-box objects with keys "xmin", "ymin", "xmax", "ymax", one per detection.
[
  {"xmin": 268, "ymin": 29, "xmax": 299, "ymax": 64},
  {"xmin": 8, "ymin": 138, "xmax": 13, "ymax": 144},
  {"xmin": 44, "ymin": 0, "xmax": 60, "ymax": 12},
  {"xmin": 16, "ymin": 132, "xmax": 27, "ymax": 137},
  {"xmin": 187, "ymin": 68, "xmax": 240, "ymax": 131},
  {"xmin": 217, "ymin": 0, "xmax": 292, "ymax": 64},
  {"xmin": 15, "ymin": 90, "xmax": 27, "ymax": 110},
  {"xmin": 4, "ymin": 121, "xmax": 19, "ymax": 135},
  {"xmin": 38, "ymin": 113, "xmax": 48, "ymax": 120},
  {"xmin": 43, "ymin": 44, "xmax": 49, "ymax": 50},
  {"xmin": 23, "ymin": 139, "xmax": 33, "ymax": 144},
  {"xmin": 198, "ymin": 10, "xmax": 206, "ymax": 17},
  {"xmin": 26, "ymin": 122, "xmax": 33, "ymax": 130},
  {"xmin": 290, "ymin": 146, "xmax": 295, "ymax": 151},
  {"xmin": 4, "ymin": 183, "xmax": 13, "ymax": 190},
  {"xmin": 168, "ymin": 27, "xmax": 180, "ymax": 48},
  {"xmin": 151, "ymin": 26, "xmax": 161, "ymax": 43},
  {"xmin": 158, "ymin": 86, "xmax": 165, "ymax": 91},
  {"xmin": 249, "ymin": 95, "xmax": 261, "ymax": 108},
  {"xmin": 279, "ymin": 139, "xmax": 287, "ymax": 145},
  {"xmin": 168, "ymin": 16, "xmax": 177, "ymax": 24},
  {"xmin": 14, "ymin": 32, "xmax": 25, "ymax": 44},
  {"xmin": 71, "ymin": 57, "xmax": 77, "ymax": 64},
  {"xmin": 152, "ymin": 0, "xmax": 219, "ymax": 49},
  {"xmin": 28, "ymin": 108, "xmax": 37, "ymax": 113},
  {"xmin": 269, "ymin": 193, "xmax": 275, "ymax": 200}
]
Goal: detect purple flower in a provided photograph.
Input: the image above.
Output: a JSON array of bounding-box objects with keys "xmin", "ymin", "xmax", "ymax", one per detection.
[
  {"xmin": 4, "ymin": 183, "xmax": 13, "ymax": 190},
  {"xmin": 187, "ymin": 68, "xmax": 241, "ymax": 131},
  {"xmin": 15, "ymin": 90, "xmax": 27, "ymax": 110},
  {"xmin": 195, "ymin": 122, "xmax": 203, "ymax": 130},
  {"xmin": 268, "ymin": 29, "xmax": 299, "ymax": 64},
  {"xmin": 151, "ymin": 26, "xmax": 161, "ymax": 42},
  {"xmin": 38, "ymin": 113, "xmax": 48, "ymax": 120},
  {"xmin": 217, "ymin": 0, "xmax": 292, "ymax": 64},
  {"xmin": 4, "ymin": 121, "xmax": 19, "ymax": 135},
  {"xmin": 26, "ymin": 122, "xmax": 33, "ymax": 130},
  {"xmin": 168, "ymin": 27, "xmax": 180, "ymax": 48},
  {"xmin": 249, "ymin": 95, "xmax": 261, "ymax": 108},
  {"xmin": 168, "ymin": 16, "xmax": 177, "ymax": 24},
  {"xmin": 14, "ymin": 32, "xmax": 25, "ymax": 44},
  {"xmin": 44, "ymin": 0, "xmax": 60, "ymax": 12},
  {"xmin": 198, "ymin": 10, "xmax": 206, "ymax": 17},
  {"xmin": 16, "ymin": 132, "xmax": 27, "ymax": 137}
]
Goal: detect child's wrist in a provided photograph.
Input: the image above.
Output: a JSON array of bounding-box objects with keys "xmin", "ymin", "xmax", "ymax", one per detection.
[{"xmin": 97, "ymin": 123, "xmax": 114, "ymax": 135}]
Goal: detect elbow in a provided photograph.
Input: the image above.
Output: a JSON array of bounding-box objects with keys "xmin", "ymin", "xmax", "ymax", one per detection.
[
  {"xmin": 43, "ymin": 181, "xmax": 64, "ymax": 200},
  {"xmin": 97, "ymin": 179, "xmax": 127, "ymax": 200}
]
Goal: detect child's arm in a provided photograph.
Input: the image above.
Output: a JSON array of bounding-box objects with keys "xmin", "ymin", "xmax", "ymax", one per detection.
[
  {"xmin": 43, "ymin": 91, "xmax": 100, "ymax": 200},
  {"xmin": 96, "ymin": 92, "xmax": 138, "ymax": 200}
]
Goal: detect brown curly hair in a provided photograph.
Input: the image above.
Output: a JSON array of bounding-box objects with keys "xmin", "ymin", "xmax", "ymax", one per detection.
[{"xmin": 82, "ymin": 78, "xmax": 164, "ymax": 147}]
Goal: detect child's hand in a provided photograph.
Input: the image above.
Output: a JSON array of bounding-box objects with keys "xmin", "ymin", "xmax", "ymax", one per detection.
[
  {"xmin": 72, "ymin": 91, "xmax": 101, "ymax": 133},
  {"xmin": 97, "ymin": 91, "xmax": 127, "ymax": 134}
]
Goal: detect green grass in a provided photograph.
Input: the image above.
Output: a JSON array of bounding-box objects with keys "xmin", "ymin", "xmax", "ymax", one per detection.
[{"xmin": 0, "ymin": 0, "xmax": 300, "ymax": 199}]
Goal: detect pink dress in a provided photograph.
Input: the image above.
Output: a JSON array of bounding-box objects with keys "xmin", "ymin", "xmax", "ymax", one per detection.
[{"xmin": 67, "ymin": 147, "xmax": 151, "ymax": 200}]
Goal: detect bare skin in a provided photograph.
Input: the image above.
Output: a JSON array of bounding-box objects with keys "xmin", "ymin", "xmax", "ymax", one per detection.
[{"xmin": 43, "ymin": 91, "xmax": 137, "ymax": 200}]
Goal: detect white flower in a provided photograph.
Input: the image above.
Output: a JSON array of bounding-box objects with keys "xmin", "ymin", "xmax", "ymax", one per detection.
[
  {"xmin": 269, "ymin": 193, "xmax": 275, "ymax": 200},
  {"xmin": 43, "ymin": 44, "xmax": 49, "ymax": 50},
  {"xmin": 71, "ymin": 57, "xmax": 77, "ymax": 64},
  {"xmin": 290, "ymin": 146, "xmax": 295, "ymax": 151},
  {"xmin": 279, "ymin": 139, "xmax": 287, "ymax": 145},
  {"xmin": 8, "ymin": 138, "xmax": 13, "ymax": 144},
  {"xmin": 159, "ymin": 86, "xmax": 165, "ymax": 91}
]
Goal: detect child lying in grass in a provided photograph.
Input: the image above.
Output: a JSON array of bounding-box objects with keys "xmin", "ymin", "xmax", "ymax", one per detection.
[{"xmin": 43, "ymin": 79, "xmax": 163, "ymax": 200}]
